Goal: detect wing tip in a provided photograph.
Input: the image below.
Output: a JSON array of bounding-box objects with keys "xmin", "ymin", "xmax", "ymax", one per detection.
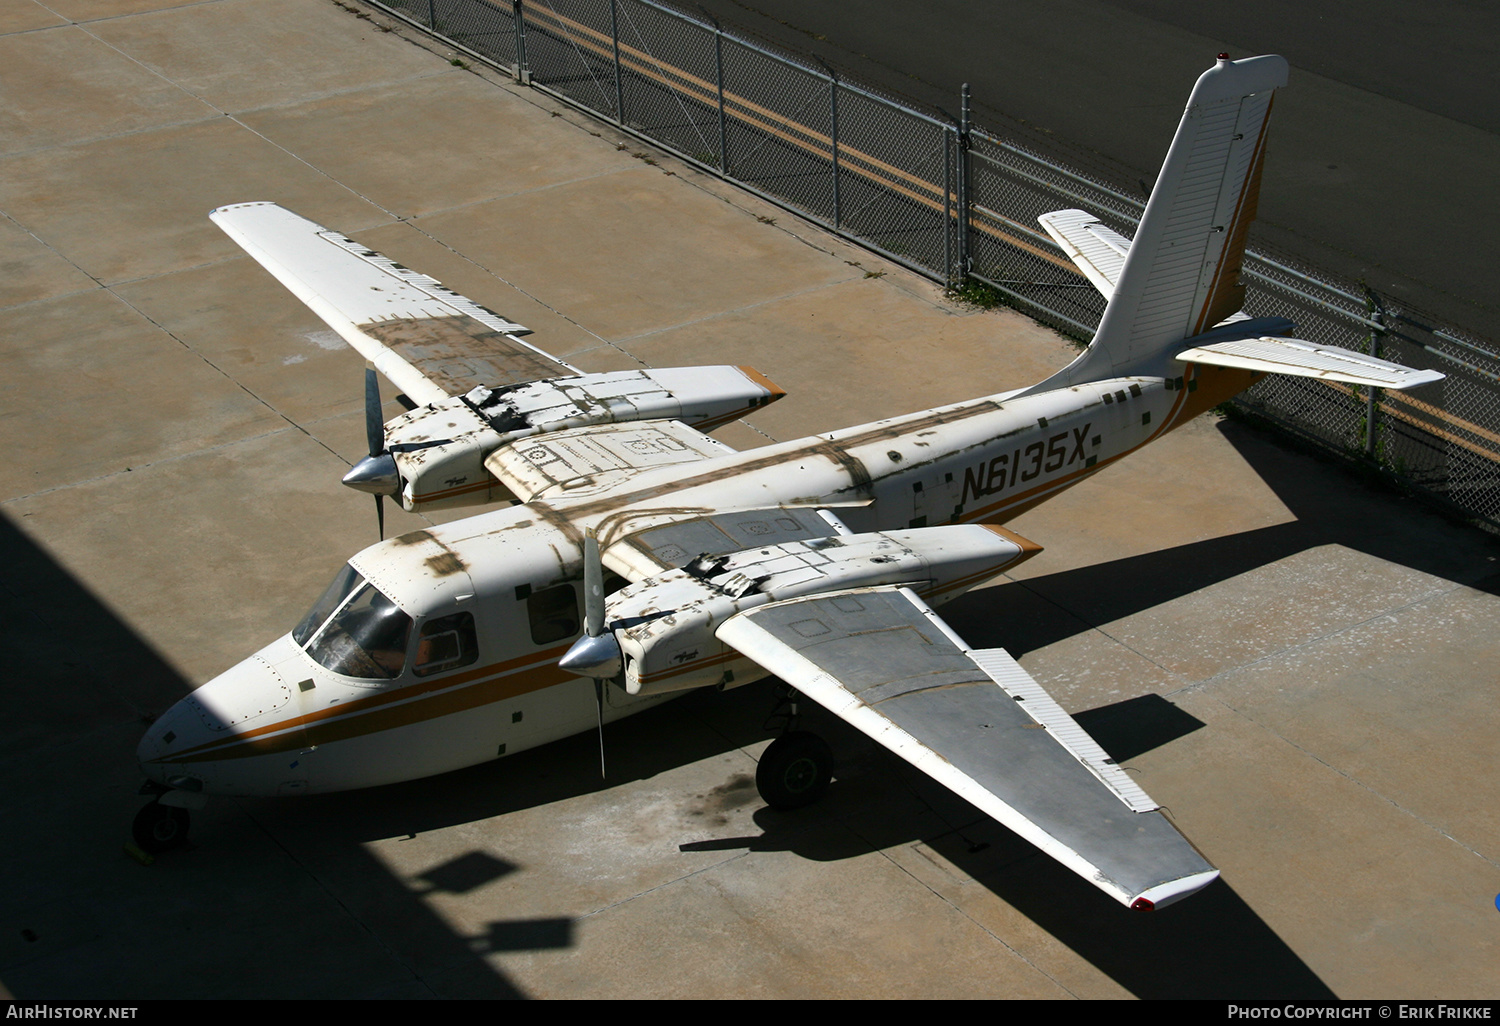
[
  {"xmin": 209, "ymin": 200, "xmax": 280, "ymax": 219},
  {"xmin": 735, "ymin": 364, "xmax": 787, "ymax": 403},
  {"xmin": 1129, "ymin": 869, "xmax": 1221, "ymax": 911}
]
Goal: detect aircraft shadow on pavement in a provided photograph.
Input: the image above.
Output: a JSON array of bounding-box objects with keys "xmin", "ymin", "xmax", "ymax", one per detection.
[
  {"xmin": 0, "ymin": 511, "xmax": 538, "ymax": 1000},
  {"xmin": 943, "ymin": 416, "xmax": 1500, "ymax": 660},
  {"xmin": 672, "ymin": 692, "xmax": 1333, "ymax": 999}
]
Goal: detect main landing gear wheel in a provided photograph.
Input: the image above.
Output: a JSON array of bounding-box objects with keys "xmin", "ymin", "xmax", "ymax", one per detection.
[
  {"xmin": 756, "ymin": 731, "xmax": 833, "ymax": 810},
  {"xmin": 132, "ymin": 801, "xmax": 190, "ymax": 854}
]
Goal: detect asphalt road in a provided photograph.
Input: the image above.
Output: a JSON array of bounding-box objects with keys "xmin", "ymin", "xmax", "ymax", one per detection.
[{"xmin": 688, "ymin": 0, "xmax": 1500, "ymax": 340}]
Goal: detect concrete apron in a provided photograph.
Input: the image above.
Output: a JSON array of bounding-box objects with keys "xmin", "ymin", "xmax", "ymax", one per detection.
[{"xmin": 0, "ymin": 0, "xmax": 1496, "ymax": 1000}]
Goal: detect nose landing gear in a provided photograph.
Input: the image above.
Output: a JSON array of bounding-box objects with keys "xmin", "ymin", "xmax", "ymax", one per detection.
[
  {"xmin": 132, "ymin": 801, "xmax": 191, "ymax": 854},
  {"xmin": 131, "ymin": 781, "xmax": 195, "ymax": 855}
]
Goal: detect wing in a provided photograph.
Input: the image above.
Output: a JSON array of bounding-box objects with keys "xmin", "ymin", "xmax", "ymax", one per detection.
[
  {"xmin": 717, "ymin": 585, "xmax": 1218, "ymax": 909},
  {"xmin": 211, "ymin": 201, "xmax": 577, "ymax": 405}
]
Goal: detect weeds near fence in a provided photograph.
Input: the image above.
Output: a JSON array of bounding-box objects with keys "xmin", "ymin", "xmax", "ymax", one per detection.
[{"xmin": 944, "ymin": 278, "xmax": 1006, "ymax": 309}]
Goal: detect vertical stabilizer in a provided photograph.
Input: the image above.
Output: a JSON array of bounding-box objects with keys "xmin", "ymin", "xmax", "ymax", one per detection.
[{"xmin": 1021, "ymin": 55, "xmax": 1289, "ymax": 393}]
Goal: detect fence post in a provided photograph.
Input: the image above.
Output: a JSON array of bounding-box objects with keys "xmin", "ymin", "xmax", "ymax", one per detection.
[
  {"xmin": 1365, "ymin": 287, "xmax": 1387, "ymax": 460},
  {"xmin": 943, "ymin": 128, "xmax": 953, "ymax": 283},
  {"xmin": 513, "ymin": 0, "xmax": 531, "ymax": 85},
  {"xmin": 957, "ymin": 83, "xmax": 971, "ymax": 280},
  {"xmin": 427, "ymin": 0, "xmax": 435, "ymax": 30},
  {"xmin": 610, "ymin": 0, "xmax": 625, "ymax": 125},
  {"xmin": 699, "ymin": 6, "xmax": 729, "ymax": 173},
  {"xmin": 813, "ymin": 58, "xmax": 841, "ymax": 229}
]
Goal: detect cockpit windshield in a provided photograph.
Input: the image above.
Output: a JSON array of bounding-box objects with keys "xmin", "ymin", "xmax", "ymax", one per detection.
[
  {"xmin": 294, "ymin": 564, "xmax": 413, "ymax": 680},
  {"xmin": 292, "ymin": 564, "xmax": 362, "ymax": 647}
]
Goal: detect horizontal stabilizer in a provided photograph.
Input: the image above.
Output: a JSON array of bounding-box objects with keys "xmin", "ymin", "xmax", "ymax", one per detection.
[
  {"xmin": 1177, "ymin": 336, "xmax": 1445, "ymax": 389},
  {"xmin": 211, "ymin": 202, "xmax": 577, "ymax": 404},
  {"xmin": 1038, "ymin": 209, "xmax": 1132, "ymax": 299},
  {"xmin": 718, "ymin": 585, "xmax": 1219, "ymax": 909}
]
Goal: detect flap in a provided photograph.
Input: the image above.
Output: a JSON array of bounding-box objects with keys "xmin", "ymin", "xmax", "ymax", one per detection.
[
  {"xmin": 211, "ymin": 202, "xmax": 577, "ymax": 403},
  {"xmin": 718, "ymin": 586, "xmax": 1219, "ymax": 909},
  {"xmin": 484, "ymin": 419, "xmax": 735, "ymax": 503},
  {"xmin": 605, "ymin": 506, "xmax": 850, "ymax": 578},
  {"xmin": 1177, "ymin": 335, "xmax": 1445, "ymax": 389}
]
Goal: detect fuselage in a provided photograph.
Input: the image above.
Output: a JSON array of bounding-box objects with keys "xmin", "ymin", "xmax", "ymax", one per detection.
[{"xmin": 137, "ymin": 363, "xmax": 1253, "ymax": 798}]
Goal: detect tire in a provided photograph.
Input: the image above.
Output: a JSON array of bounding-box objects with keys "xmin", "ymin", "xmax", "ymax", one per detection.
[
  {"xmin": 132, "ymin": 801, "xmax": 190, "ymax": 854},
  {"xmin": 756, "ymin": 731, "xmax": 833, "ymax": 810}
]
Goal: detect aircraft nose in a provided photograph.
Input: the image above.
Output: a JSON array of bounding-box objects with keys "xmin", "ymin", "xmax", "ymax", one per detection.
[
  {"xmin": 136, "ymin": 650, "xmax": 294, "ymax": 787},
  {"xmin": 136, "ymin": 699, "xmax": 199, "ymax": 784}
]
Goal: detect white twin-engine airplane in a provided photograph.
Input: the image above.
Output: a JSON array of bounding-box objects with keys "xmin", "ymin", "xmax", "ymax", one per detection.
[{"xmin": 135, "ymin": 55, "xmax": 1441, "ymax": 910}]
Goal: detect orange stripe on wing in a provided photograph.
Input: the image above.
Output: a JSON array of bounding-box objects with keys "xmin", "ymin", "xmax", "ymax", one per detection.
[{"xmin": 411, "ymin": 476, "xmax": 499, "ymax": 505}]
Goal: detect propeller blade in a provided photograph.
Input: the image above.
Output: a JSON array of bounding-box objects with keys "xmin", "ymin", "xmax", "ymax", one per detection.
[
  {"xmin": 361, "ymin": 366, "xmax": 396, "ymax": 540},
  {"xmin": 560, "ymin": 531, "xmax": 623, "ymax": 678},
  {"xmin": 584, "ymin": 531, "xmax": 605, "ymax": 638},
  {"xmin": 594, "ymin": 679, "xmax": 607, "ymax": 779},
  {"xmin": 363, "ymin": 366, "xmax": 384, "ymax": 459}
]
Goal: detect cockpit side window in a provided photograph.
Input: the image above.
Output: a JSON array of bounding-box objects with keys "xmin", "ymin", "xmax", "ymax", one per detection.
[
  {"xmin": 413, "ymin": 612, "xmax": 479, "ymax": 678},
  {"xmin": 527, "ymin": 583, "xmax": 580, "ymax": 645},
  {"xmin": 305, "ymin": 582, "xmax": 413, "ymax": 680}
]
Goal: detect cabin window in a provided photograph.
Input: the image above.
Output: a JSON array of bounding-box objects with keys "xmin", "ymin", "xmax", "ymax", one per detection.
[
  {"xmin": 413, "ymin": 612, "xmax": 479, "ymax": 677},
  {"xmin": 304, "ymin": 582, "xmax": 412, "ymax": 680},
  {"xmin": 527, "ymin": 583, "xmax": 580, "ymax": 645}
]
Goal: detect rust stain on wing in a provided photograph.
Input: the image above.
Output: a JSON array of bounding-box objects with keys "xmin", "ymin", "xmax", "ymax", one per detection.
[{"xmin": 362, "ymin": 314, "xmax": 569, "ymax": 393}]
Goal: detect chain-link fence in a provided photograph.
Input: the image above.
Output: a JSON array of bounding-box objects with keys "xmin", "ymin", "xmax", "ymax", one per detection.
[{"xmin": 364, "ymin": 0, "xmax": 1500, "ymax": 529}]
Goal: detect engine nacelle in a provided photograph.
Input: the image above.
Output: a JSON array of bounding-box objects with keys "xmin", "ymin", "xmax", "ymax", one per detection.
[
  {"xmin": 604, "ymin": 523, "xmax": 1041, "ymax": 697},
  {"xmin": 380, "ymin": 366, "xmax": 784, "ymax": 512}
]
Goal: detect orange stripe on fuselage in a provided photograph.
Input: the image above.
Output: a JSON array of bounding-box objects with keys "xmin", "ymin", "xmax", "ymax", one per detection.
[
  {"xmin": 957, "ymin": 365, "xmax": 1256, "ymax": 526},
  {"xmin": 158, "ymin": 642, "xmax": 576, "ymax": 763}
]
